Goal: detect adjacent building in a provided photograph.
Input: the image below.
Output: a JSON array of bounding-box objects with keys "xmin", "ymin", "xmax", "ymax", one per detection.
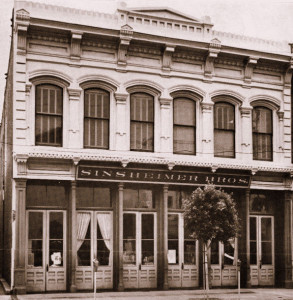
[{"xmin": 0, "ymin": 0, "xmax": 293, "ymax": 294}]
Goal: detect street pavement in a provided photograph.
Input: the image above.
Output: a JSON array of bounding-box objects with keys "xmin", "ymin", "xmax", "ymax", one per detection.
[{"xmin": 6, "ymin": 289, "xmax": 293, "ymax": 300}]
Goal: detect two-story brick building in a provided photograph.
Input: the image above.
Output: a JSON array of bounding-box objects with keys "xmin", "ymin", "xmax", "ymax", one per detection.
[{"xmin": 1, "ymin": 0, "xmax": 293, "ymax": 294}]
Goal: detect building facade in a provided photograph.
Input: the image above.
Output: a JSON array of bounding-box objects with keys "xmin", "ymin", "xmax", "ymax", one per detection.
[{"xmin": 1, "ymin": 0, "xmax": 293, "ymax": 294}]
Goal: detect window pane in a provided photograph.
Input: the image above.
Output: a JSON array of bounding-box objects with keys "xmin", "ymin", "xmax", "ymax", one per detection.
[
  {"xmin": 142, "ymin": 214, "xmax": 154, "ymax": 239},
  {"xmin": 253, "ymin": 133, "xmax": 272, "ymax": 161},
  {"xmin": 28, "ymin": 212, "xmax": 43, "ymax": 267},
  {"xmin": 142, "ymin": 240, "xmax": 154, "ymax": 265},
  {"xmin": 77, "ymin": 220, "xmax": 91, "ymax": 267},
  {"xmin": 224, "ymin": 239, "xmax": 235, "ymax": 265},
  {"xmin": 130, "ymin": 122, "xmax": 153, "ymax": 151},
  {"xmin": 214, "ymin": 103, "xmax": 234, "ymax": 130},
  {"xmin": 49, "ymin": 212, "xmax": 63, "ymax": 267},
  {"xmin": 123, "ymin": 214, "xmax": 136, "ymax": 265},
  {"xmin": 97, "ymin": 216, "xmax": 110, "ymax": 266},
  {"xmin": 35, "ymin": 85, "xmax": 62, "ymax": 146},
  {"xmin": 168, "ymin": 214, "xmax": 178, "ymax": 239},
  {"xmin": 174, "ymin": 126, "xmax": 195, "ymax": 154},
  {"xmin": 214, "ymin": 130, "xmax": 234, "ymax": 157},
  {"xmin": 211, "ymin": 240, "xmax": 219, "ymax": 264},
  {"xmin": 131, "ymin": 93, "xmax": 154, "ymax": 122},
  {"xmin": 123, "ymin": 189, "xmax": 153, "ymax": 209},
  {"xmin": 184, "ymin": 240, "xmax": 196, "ymax": 265},
  {"xmin": 174, "ymin": 99, "xmax": 195, "ymax": 126},
  {"xmin": 252, "ymin": 107, "xmax": 272, "ymax": 133}
]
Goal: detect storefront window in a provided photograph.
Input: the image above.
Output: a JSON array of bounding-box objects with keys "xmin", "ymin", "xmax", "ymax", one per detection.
[
  {"xmin": 168, "ymin": 214, "xmax": 179, "ymax": 264},
  {"xmin": 27, "ymin": 184, "xmax": 66, "ymax": 207},
  {"xmin": 77, "ymin": 213, "xmax": 91, "ymax": 266},
  {"xmin": 141, "ymin": 214, "xmax": 154, "ymax": 265},
  {"xmin": 77, "ymin": 186, "xmax": 111, "ymax": 208},
  {"xmin": 223, "ymin": 239, "xmax": 236, "ymax": 265},
  {"xmin": 250, "ymin": 193, "xmax": 273, "ymax": 214},
  {"xmin": 123, "ymin": 213, "xmax": 136, "ymax": 265},
  {"xmin": 211, "ymin": 240, "xmax": 219, "ymax": 264},
  {"xmin": 184, "ymin": 226, "xmax": 196, "ymax": 265},
  {"xmin": 49, "ymin": 212, "xmax": 63, "ymax": 267},
  {"xmin": 28, "ymin": 212, "xmax": 43, "ymax": 267},
  {"xmin": 250, "ymin": 217, "xmax": 257, "ymax": 265},
  {"xmin": 96, "ymin": 213, "xmax": 111, "ymax": 266},
  {"xmin": 123, "ymin": 189, "xmax": 153, "ymax": 209},
  {"xmin": 168, "ymin": 190, "xmax": 191, "ymax": 209}
]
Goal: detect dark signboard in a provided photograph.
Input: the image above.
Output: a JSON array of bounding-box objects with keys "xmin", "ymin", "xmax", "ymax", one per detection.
[{"xmin": 77, "ymin": 166, "xmax": 251, "ymax": 188}]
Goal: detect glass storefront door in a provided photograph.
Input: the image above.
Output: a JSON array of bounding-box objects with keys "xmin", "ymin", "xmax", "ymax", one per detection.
[
  {"xmin": 123, "ymin": 212, "xmax": 157, "ymax": 289},
  {"xmin": 75, "ymin": 211, "xmax": 113, "ymax": 290},
  {"xmin": 168, "ymin": 213, "xmax": 199, "ymax": 288},
  {"xmin": 210, "ymin": 239, "xmax": 238, "ymax": 287},
  {"xmin": 26, "ymin": 210, "xmax": 66, "ymax": 292},
  {"xmin": 250, "ymin": 216, "xmax": 274, "ymax": 286}
]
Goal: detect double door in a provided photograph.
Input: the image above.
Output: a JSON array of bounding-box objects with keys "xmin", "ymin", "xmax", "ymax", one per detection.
[
  {"xmin": 250, "ymin": 216, "xmax": 274, "ymax": 286},
  {"xmin": 75, "ymin": 211, "xmax": 113, "ymax": 290},
  {"xmin": 210, "ymin": 239, "xmax": 238, "ymax": 287},
  {"xmin": 168, "ymin": 213, "xmax": 199, "ymax": 288},
  {"xmin": 26, "ymin": 210, "xmax": 66, "ymax": 292},
  {"xmin": 123, "ymin": 212, "xmax": 157, "ymax": 289}
]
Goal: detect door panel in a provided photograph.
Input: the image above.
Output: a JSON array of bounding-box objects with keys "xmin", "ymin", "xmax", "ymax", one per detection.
[
  {"xmin": 249, "ymin": 216, "xmax": 274, "ymax": 286},
  {"xmin": 123, "ymin": 212, "xmax": 157, "ymax": 289},
  {"xmin": 168, "ymin": 213, "xmax": 199, "ymax": 288},
  {"xmin": 26, "ymin": 210, "xmax": 66, "ymax": 292},
  {"xmin": 76, "ymin": 211, "xmax": 113, "ymax": 290}
]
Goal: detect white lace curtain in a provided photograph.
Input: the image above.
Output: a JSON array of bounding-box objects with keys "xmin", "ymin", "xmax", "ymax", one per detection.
[
  {"xmin": 97, "ymin": 213, "xmax": 112, "ymax": 251},
  {"xmin": 77, "ymin": 212, "xmax": 91, "ymax": 251}
]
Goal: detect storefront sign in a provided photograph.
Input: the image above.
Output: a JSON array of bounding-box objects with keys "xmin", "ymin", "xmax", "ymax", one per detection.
[{"xmin": 77, "ymin": 166, "xmax": 250, "ymax": 187}]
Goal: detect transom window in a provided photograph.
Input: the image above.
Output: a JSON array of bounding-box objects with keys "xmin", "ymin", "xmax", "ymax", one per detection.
[
  {"xmin": 214, "ymin": 102, "xmax": 235, "ymax": 158},
  {"xmin": 35, "ymin": 84, "xmax": 63, "ymax": 146},
  {"xmin": 173, "ymin": 98, "xmax": 196, "ymax": 155},
  {"xmin": 130, "ymin": 93, "xmax": 154, "ymax": 152},
  {"xmin": 84, "ymin": 88, "xmax": 110, "ymax": 149},
  {"xmin": 252, "ymin": 107, "xmax": 272, "ymax": 161}
]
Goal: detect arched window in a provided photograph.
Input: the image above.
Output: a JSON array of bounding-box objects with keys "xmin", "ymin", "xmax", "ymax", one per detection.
[
  {"xmin": 173, "ymin": 98, "xmax": 196, "ymax": 155},
  {"xmin": 130, "ymin": 93, "xmax": 154, "ymax": 151},
  {"xmin": 252, "ymin": 106, "xmax": 272, "ymax": 161},
  {"xmin": 35, "ymin": 84, "xmax": 63, "ymax": 146},
  {"xmin": 84, "ymin": 88, "xmax": 110, "ymax": 149},
  {"xmin": 214, "ymin": 102, "xmax": 235, "ymax": 158}
]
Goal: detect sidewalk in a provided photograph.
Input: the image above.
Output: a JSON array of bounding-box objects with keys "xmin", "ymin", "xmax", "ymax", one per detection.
[{"xmin": 12, "ymin": 289, "xmax": 293, "ymax": 300}]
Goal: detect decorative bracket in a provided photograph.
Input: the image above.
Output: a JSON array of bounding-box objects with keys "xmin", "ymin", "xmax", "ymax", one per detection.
[
  {"xmin": 15, "ymin": 154, "xmax": 29, "ymax": 175},
  {"xmin": 211, "ymin": 165, "xmax": 218, "ymax": 173},
  {"xmin": 284, "ymin": 57, "xmax": 293, "ymax": 89},
  {"xmin": 25, "ymin": 83, "xmax": 32, "ymax": 96},
  {"xmin": 72, "ymin": 157, "xmax": 80, "ymax": 166},
  {"xmin": 118, "ymin": 24, "xmax": 133, "ymax": 66},
  {"xmin": 251, "ymin": 168, "xmax": 258, "ymax": 176},
  {"xmin": 71, "ymin": 31, "xmax": 83, "ymax": 60},
  {"xmin": 204, "ymin": 38, "xmax": 221, "ymax": 80},
  {"xmin": 121, "ymin": 159, "xmax": 129, "ymax": 168},
  {"xmin": 167, "ymin": 162, "xmax": 175, "ymax": 171},
  {"xmin": 162, "ymin": 45, "xmax": 175, "ymax": 72},
  {"xmin": 15, "ymin": 9, "xmax": 30, "ymax": 54},
  {"xmin": 244, "ymin": 56, "xmax": 258, "ymax": 85},
  {"xmin": 278, "ymin": 111, "xmax": 284, "ymax": 122}
]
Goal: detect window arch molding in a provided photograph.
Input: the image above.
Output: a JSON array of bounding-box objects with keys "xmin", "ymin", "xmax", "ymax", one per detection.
[
  {"xmin": 28, "ymin": 76, "xmax": 69, "ymax": 147},
  {"xmin": 125, "ymin": 80, "xmax": 163, "ymax": 95},
  {"xmin": 79, "ymin": 80, "xmax": 118, "ymax": 93},
  {"xmin": 77, "ymin": 75, "xmax": 119, "ymax": 90},
  {"xmin": 169, "ymin": 85, "xmax": 206, "ymax": 99},
  {"xmin": 211, "ymin": 95, "xmax": 242, "ymax": 107},
  {"xmin": 170, "ymin": 91, "xmax": 201, "ymax": 103},
  {"xmin": 249, "ymin": 99, "xmax": 280, "ymax": 112},
  {"xmin": 210, "ymin": 90, "xmax": 245, "ymax": 104},
  {"xmin": 126, "ymin": 85, "xmax": 161, "ymax": 97}
]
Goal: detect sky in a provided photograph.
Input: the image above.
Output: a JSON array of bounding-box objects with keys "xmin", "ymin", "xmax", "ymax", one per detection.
[{"xmin": 1, "ymin": 0, "xmax": 293, "ymax": 118}]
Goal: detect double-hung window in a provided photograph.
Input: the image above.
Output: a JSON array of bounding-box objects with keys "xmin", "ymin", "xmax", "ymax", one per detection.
[
  {"xmin": 130, "ymin": 93, "xmax": 154, "ymax": 151},
  {"xmin": 35, "ymin": 84, "xmax": 63, "ymax": 146},
  {"xmin": 214, "ymin": 102, "xmax": 235, "ymax": 158},
  {"xmin": 252, "ymin": 107, "xmax": 272, "ymax": 161},
  {"xmin": 84, "ymin": 88, "xmax": 110, "ymax": 149},
  {"xmin": 173, "ymin": 98, "xmax": 196, "ymax": 155}
]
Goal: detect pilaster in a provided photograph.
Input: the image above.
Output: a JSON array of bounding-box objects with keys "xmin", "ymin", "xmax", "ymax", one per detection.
[
  {"xmin": 163, "ymin": 185, "xmax": 169, "ymax": 290},
  {"xmin": 201, "ymin": 101, "xmax": 214, "ymax": 157},
  {"xmin": 15, "ymin": 9, "xmax": 30, "ymax": 55},
  {"xmin": 117, "ymin": 183, "xmax": 124, "ymax": 291},
  {"xmin": 67, "ymin": 88, "xmax": 82, "ymax": 148},
  {"xmin": 240, "ymin": 107, "xmax": 252, "ymax": 161},
  {"xmin": 159, "ymin": 96, "xmax": 172, "ymax": 153},
  {"xmin": 70, "ymin": 181, "xmax": 77, "ymax": 292},
  {"xmin": 115, "ymin": 92, "xmax": 128, "ymax": 150},
  {"xmin": 245, "ymin": 189, "xmax": 251, "ymax": 288},
  {"xmin": 14, "ymin": 179, "xmax": 27, "ymax": 294},
  {"xmin": 284, "ymin": 191, "xmax": 293, "ymax": 288}
]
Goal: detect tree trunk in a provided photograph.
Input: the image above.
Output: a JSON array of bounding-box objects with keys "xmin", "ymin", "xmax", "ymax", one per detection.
[{"xmin": 203, "ymin": 242, "xmax": 209, "ymax": 299}]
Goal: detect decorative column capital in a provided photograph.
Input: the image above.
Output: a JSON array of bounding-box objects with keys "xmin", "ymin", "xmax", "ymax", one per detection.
[
  {"xmin": 115, "ymin": 92, "xmax": 128, "ymax": 104},
  {"xmin": 278, "ymin": 111, "xmax": 284, "ymax": 121},
  {"xmin": 14, "ymin": 154, "xmax": 29, "ymax": 176},
  {"xmin": 14, "ymin": 178, "xmax": 27, "ymax": 189},
  {"xmin": 159, "ymin": 97, "xmax": 172, "ymax": 108},
  {"xmin": 240, "ymin": 106, "xmax": 252, "ymax": 117},
  {"xmin": 25, "ymin": 83, "xmax": 32, "ymax": 96},
  {"xmin": 201, "ymin": 102, "xmax": 213, "ymax": 112},
  {"xmin": 67, "ymin": 88, "xmax": 82, "ymax": 100}
]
